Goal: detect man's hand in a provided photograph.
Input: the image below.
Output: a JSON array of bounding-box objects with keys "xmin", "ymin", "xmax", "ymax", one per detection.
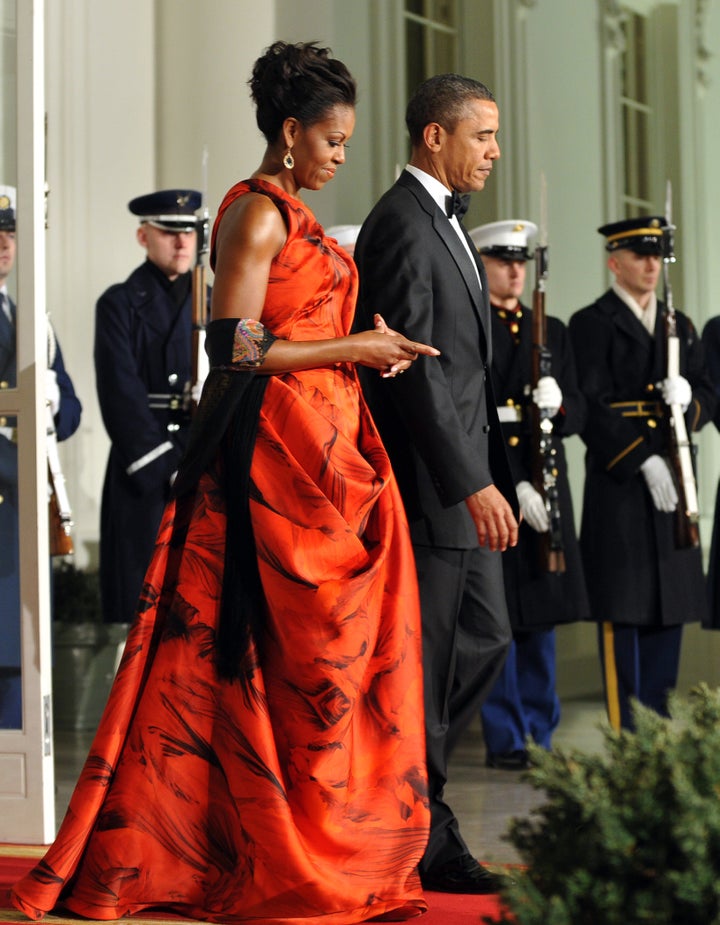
[{"xmin": 465, "ymin": 484, "xmax": 519, "ymax": 552}]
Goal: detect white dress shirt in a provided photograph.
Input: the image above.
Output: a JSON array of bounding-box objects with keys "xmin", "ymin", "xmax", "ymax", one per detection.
[
  {"xmin": 404, "ymin": 164, "xmax": 482, "ymax": 289},
  {"xmin": 0, "ymin": 286, "xmax": 12, "ymax": 325}
]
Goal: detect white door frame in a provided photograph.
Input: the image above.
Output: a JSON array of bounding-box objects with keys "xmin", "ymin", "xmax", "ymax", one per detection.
[{"xmin": 0, "ymin": 0, "xmax": 55, "ymax": 845}]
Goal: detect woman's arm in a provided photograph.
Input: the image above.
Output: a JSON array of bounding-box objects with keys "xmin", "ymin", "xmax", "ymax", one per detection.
[{"xmin": 211, "ymin": 192, "xmax": 439, "ymax": 376}]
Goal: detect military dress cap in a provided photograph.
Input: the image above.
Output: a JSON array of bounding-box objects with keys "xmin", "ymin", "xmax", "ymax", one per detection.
[
  {"xmin": 326, "ymin": 225, "xmax": 362, "ymax": 248},
  {"xmin": 0, "ymin": 184, "xmax": 16, "ymax": 231},
  {"xmin": 128, "ymin": 189, "xmax": 201, "ymax": 232},
  {"xmin": 598, "ymin": 215, "xmax": 667, "ymax": 255},
  {"xmin": 468, "ymin": 219, "xmax": 538, "ymax": 261}
]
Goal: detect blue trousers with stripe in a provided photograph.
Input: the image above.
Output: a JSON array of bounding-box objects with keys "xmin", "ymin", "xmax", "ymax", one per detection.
[
  {"xmin": 598, "ymin": 622, "xmax": 683, "ymax": 730},
  {"xmin": 480, "ymin": 629, "xmax": 560, "ymax": 753}
]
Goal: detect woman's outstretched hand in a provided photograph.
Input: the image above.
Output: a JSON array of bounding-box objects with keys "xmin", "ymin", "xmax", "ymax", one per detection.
[{"xmin": 355, "ymin": 313, "xmax": 440, "ymax": 378}]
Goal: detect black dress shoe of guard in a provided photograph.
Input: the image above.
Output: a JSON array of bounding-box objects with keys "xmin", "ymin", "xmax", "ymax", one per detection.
[
  {"xmin": 485, "ymin": 749, "xmax": 530, "ymax": 771},
  {"xmin": 420, "ymin": 854, "xmax": 507, "ymax": 894}
]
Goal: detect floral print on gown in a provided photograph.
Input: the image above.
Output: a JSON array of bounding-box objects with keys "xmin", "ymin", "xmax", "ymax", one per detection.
[{"xmin": 12, "ymin": 179, "xmax": 430, "ymax": 924}]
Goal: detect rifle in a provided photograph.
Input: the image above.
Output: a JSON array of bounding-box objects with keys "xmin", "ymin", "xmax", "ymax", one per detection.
[
  {"xmin": 661, "ymin": 180, "xmax": 700, "ymax": 549},
  {"xmin": 530, "ymin": 176, "xmax": 565, "ymax": 573},
  {"xmin": 47, "ymin": 403, "xmax": 73, "ymax": 557},
  {"xmin": 189, "ymin": 145, "xmax": 210, "ymax": 415}
]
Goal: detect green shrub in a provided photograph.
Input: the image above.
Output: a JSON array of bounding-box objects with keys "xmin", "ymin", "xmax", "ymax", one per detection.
[
  {"xmin": 52, "ymin": 560, "xmax": 101, "ymax": 623},
  {"xmin": 490, "ymin": 684, "xmax": 720, "ymax": 925}
]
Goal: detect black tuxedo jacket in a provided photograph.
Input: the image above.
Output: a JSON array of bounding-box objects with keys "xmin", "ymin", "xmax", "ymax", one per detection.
[{"xmin": 354, "ymin": 170, "xmax": 516, "ymax": 548}]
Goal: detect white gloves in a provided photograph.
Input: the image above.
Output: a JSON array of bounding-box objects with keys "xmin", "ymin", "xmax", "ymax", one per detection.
[
  {"xmin": 661, "ymin": 375, "xmax": 692, "ymax": 412},
  {"xmin": 191, "ymin": 380, "xmax": 205, "ymax": 404},
  {"xmin": 532, "ymin": 376, "xmax": 562, "ymax": 417},
  {"xmin": 516, "ymin": 480, "xmax": 550, "ymax": 532},
  {"xmin": 46, "ymin": 369, "xmax": 61, "ymax": 417},
  {"xmin": 640, "ymin": 455, "xmax": 678, "ymax": 512}
]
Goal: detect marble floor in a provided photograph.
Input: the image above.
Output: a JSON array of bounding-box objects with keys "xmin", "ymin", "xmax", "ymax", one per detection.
[
  {"xmin": 53, "ymin": 695, "xmax": 608, "ymax": 865},
  {"xmin": 444, "ymin": 695, "xmax": 607, "ymax": 865}
]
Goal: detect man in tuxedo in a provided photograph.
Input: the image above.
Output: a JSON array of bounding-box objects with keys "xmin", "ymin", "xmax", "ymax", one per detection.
[{"xmin": 354, "ymin": 74, "xmax": 518, "ymax": 894}]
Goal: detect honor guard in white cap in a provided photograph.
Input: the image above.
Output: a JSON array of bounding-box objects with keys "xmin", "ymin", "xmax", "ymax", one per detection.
[
  {"xmin": 569, "ymin": 216, "xmax": 715, "ymax": 731},
  {"xmin": 94, "ymin": 188, "xmax": 210, "ymax": 626},
  {"xmin": 0, "ymin": 183, "xmax": 82, "ymax": 728},
  {"xmin": 326, "ymin": 224, "xmax": 362, "ymax": 257},
  {"xmin": 469, "ymin": 218, "xmax": 537, "ymax": 261},
  {"xmin": 468, "ymin": 218, "xmax": 590, "ymax": 770}
]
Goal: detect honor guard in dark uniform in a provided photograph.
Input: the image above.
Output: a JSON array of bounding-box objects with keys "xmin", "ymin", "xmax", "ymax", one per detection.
[
  {"xmin": 569, "ymin": 216, "xmax": 715, "ymax": 730},
  {"xmin": 0, "ymin": 184, "xmax": 81, "ymax": 727},
  {"xmin": 95, "ymin": 189, "xmax": 209, "ymax": 625},
  {"xmin": 702, "ymin": 315, "xmax": 720, "ymax": 627},
  {"xmin": 469, "ymin": 220, "xmax": 590, "ymax": 770}
]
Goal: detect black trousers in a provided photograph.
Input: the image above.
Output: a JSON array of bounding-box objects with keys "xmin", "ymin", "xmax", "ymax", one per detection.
[{"xmin": 414, "ymin": 544, "xmax": 512, "ymax": 872}]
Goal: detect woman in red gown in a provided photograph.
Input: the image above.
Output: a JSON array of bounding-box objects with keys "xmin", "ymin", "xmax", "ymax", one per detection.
[{"xmin": 13, "ymin": 41, "xmax": 438, "ymax": 924}]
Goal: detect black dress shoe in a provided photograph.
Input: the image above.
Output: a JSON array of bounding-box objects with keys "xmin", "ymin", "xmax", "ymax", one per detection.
[
  {"xmin": 420, "ymin": 854, "xmax": 507, "ymax": 894},
  {"xmin": 485, "ymin": 749, "xmax": 530, "ymax": 771}
]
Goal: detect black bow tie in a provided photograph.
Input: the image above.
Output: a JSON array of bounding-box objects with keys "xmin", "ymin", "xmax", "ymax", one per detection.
[{"xmin": 446, "ymin": 190, "xmax": 470, "ymax": 220}]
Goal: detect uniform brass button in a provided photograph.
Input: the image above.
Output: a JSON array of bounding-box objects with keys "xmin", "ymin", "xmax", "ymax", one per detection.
[
  {"xmin": 0, "ymin": 381, "xmax": 8, "ymax": 389},
  {"xmin": 0, "ymin": 494, "xmax": 4, "ymax": 504},
  {"xmin": 168, "ymin": 373, "xmax": 178, "ymax": 385},
  {"xmin": 505, "ymin": 399, "xmax": 514, "ymax": 406},
  {"xmin": 0, "ymin": 416, "xmax": 5, "ymax": 426},
  {"xmin": 647, "ymin": 419, "xmax": 657, "ymax": 429},
  {"xmin": 508, "ymin": 435, "xmax": 520, "ymax": 446}
]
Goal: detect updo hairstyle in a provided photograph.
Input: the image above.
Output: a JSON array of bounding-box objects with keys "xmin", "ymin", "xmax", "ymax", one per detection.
[{"xmin": 249, "ymin": 41, "xmax": 357, "ymax": 144}]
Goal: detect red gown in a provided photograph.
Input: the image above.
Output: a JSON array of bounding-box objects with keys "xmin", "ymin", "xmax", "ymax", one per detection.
[{"xmin": 13, "ymin": 179, "xmax": 430, "ymax": 923}]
